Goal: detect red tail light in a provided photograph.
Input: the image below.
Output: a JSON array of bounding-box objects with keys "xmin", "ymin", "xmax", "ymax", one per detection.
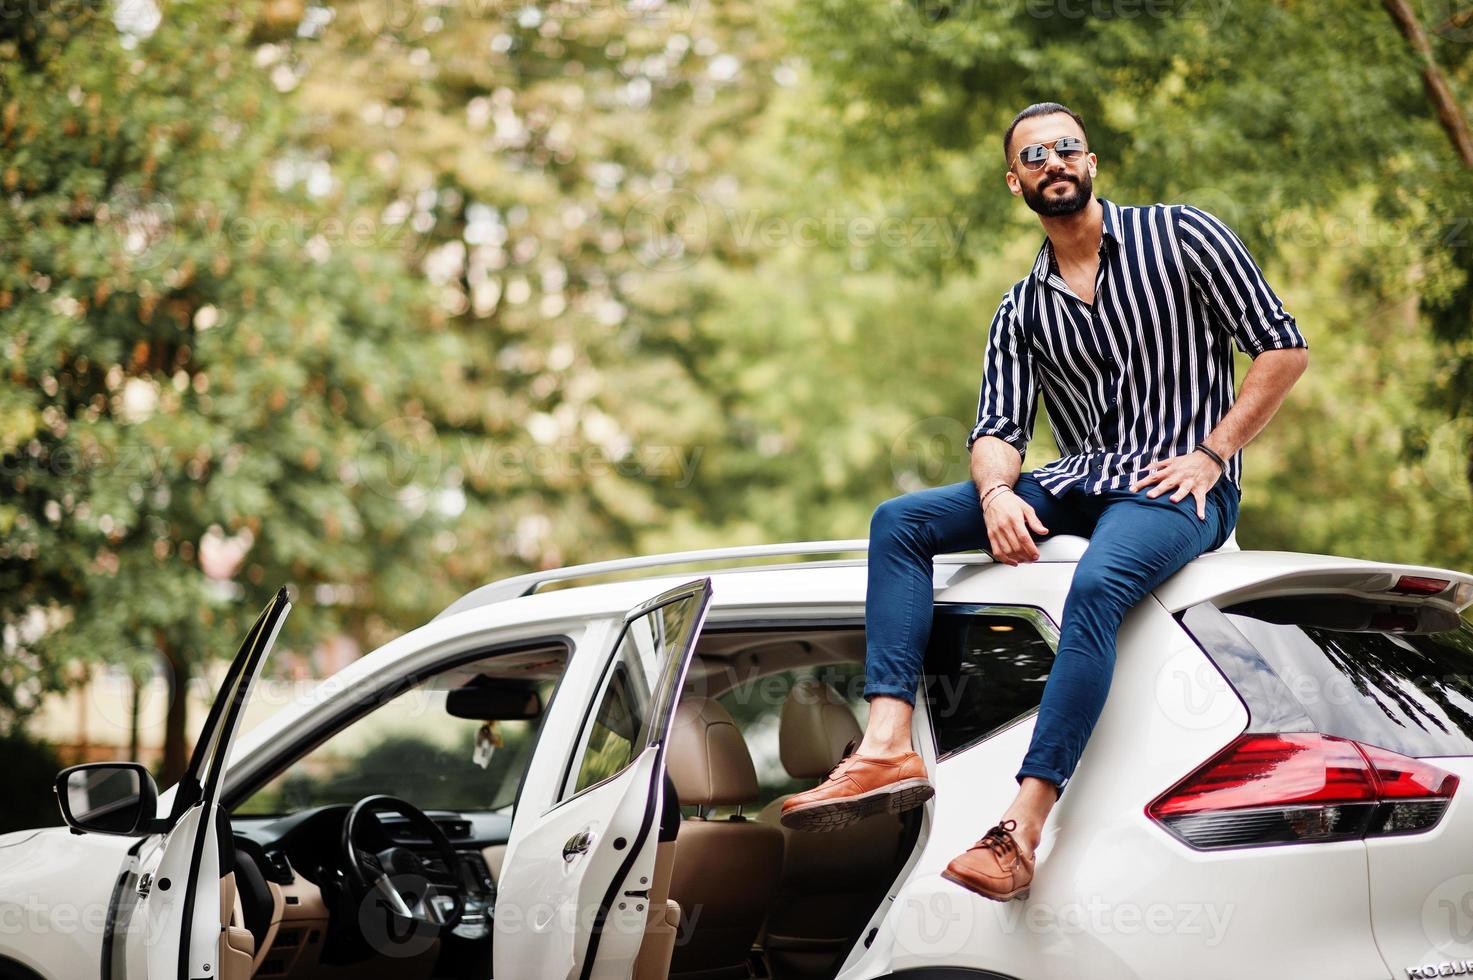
[
  {"xmin": 1390, "ymin": 575, "xmax": 1451, "ymax": 596},
  {"xmin": 1148, "ymin": 733, "xmax": 1459, "ymax": 850}
]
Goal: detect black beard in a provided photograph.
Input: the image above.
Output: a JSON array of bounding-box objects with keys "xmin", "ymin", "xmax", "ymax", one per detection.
[{"xmin": 1022, "ymin": 171, "xmax": 1092, "ymax": 217}]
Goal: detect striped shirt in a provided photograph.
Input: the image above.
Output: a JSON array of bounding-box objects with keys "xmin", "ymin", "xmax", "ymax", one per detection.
[{"xmin": 966, "ymin": 197, "xmax": 1308, "ymax": 497}]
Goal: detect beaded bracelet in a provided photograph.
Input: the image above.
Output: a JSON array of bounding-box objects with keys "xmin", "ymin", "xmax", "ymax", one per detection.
[{"xmin": 981, "ymin": 484, "xmax": 1013, "ymax": 511}]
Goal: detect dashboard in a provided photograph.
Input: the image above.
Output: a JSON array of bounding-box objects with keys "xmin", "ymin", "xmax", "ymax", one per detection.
[{"xmin": 228, "ymin": 805, "xmax": 512, "ymax": 979}]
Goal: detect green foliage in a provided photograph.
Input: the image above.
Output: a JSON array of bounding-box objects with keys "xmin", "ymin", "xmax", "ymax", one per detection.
[
  {"xmin": 0, "ymin": 2, "xmax": 457, "ymax": 761},
  {"xmin": 5, "ymin": 0, "xmax": 1473, "ymax": 781},
  {"xmin": 783, "ymin": 0, "xmax": 1461, "ymax": 261},
  {"xmin": 280, "ymin": 0, "xmax": 789, "ymax": 569},
  {"xmin": 776, "ymin": 0, "xmax": 1473, "ymax": 563}
]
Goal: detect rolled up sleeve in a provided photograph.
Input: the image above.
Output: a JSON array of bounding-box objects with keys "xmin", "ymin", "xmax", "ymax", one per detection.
[
  {"xmin": 1177, "ymin": 204, "xmax": 1308, "ymax": 357},
  {"xmin": 966, "ymin": 290, "xmax": 1037, "ymax": 459}
]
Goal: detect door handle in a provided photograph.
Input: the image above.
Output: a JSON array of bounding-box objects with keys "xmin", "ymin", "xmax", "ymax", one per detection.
[{"xmin": 563, "ymin": 830, "xmax": 595, "ymax": 863}]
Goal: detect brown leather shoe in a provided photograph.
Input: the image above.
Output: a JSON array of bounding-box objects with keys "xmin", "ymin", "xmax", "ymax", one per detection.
[
  {"xmin": 941, "ymin": 818, "xmax": 1035, "ymax": 902},
  {"xmin": 779, "ymin": 738, "xmax": 934, "ymax": 832}
]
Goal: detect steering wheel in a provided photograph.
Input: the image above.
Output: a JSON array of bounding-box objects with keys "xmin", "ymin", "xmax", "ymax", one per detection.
[{"xmin": 342, "ymin": 795, "xmax": 466, "ymax": 932}]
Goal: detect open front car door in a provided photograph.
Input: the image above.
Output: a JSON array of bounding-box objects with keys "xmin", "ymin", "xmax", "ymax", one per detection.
[{"xmin": 55, "ymin": 588, "xmax": 291, "ymax": 980}]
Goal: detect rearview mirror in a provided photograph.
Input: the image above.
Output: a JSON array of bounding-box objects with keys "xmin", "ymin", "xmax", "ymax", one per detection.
[
  {"xmin": 446, "ymin": 680, "xmax": 542, "ymax": 721},
  {"xmin": 54, "ymin": 763, "xmax": 162, "ymax": 836}
]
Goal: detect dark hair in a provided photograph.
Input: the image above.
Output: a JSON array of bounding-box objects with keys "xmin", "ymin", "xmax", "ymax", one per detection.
[{"xmin": 1003, "ymin": 102, "xmax": 1088, "ymax": 163}]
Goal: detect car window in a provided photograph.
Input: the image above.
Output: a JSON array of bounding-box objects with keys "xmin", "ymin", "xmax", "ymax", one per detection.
[
  {"xmin": 717, "ymin": 662, "xmax": 868, "ymax": 813},
  {"xmin": 923, "ymin": 606, "xmax": 1059, "ymax": 757},
  {"xmin": 571, "ymin": 661, "xmax": 644, "ymax": 796},
  {"xmin": 1186, "ymin": 594, "xmax": 1473, "ymax": 758},
  {"xmin": 235, "ymin": 663, "xmax": 557, "ymax": 817},
  {"xmin": 563, "ymin": 592, "xmax": 706, "ymax": 800}
]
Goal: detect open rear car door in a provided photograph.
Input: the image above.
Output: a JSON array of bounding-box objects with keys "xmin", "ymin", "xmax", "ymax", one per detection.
[{"xmin": 493, "ymin": 578, "xmax": 714, "ymax": 980}]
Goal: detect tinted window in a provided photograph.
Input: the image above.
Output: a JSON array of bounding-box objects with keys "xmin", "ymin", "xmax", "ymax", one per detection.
[
  {"xmin": 1187, "ymin": 595, "xmax": 1473, "ymax": 757},
  {"xmin": 572, "ymin": 663, "xmax": 643, "ymax": 795},
  {"xmin": 924, "ymin": 608, "xmax": 1058, "ymax": 757},
  {"xmin": 564, "ymin": 590, "xmax": 706, "ymax": 799}
]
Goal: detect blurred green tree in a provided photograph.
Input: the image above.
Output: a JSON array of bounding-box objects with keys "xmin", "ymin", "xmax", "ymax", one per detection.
[
  {"xmin": 773, "ymin": 0, "xmax": 1473, "ymax": 561},
  {"xmin": 269, "ymin": 0, "xmax": 789, "ymax": 571},
  {"xmin": 0, "ymin": 1, "xmax": 458, "ymax": 782},
  {"xmin": 5, "ymin": 0, "xmax": 1473, "ymax": 796}
]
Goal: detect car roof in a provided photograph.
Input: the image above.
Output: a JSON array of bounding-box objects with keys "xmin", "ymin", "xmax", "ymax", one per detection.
[{"xmin": 436, "ymin": 536, "xmax": 1473, "ymax": 622}]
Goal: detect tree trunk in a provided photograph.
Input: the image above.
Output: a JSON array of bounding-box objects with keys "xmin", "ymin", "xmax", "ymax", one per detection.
[
  {"xmin": 160, "ymin": 638, "xmax": 190, "ymax": 786},
  {"xmin": 128, "ymin": 672, "xmax": 141, "ymax": 764},
  {"xmin": 1382, "ymin": 0, "xmax": 1473, "ymax": 167}
]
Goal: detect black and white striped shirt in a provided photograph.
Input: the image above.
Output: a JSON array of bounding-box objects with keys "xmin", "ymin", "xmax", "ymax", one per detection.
[{"xmin": 966, "ymin": 197, "xmax": 1308, "ymax": 497}]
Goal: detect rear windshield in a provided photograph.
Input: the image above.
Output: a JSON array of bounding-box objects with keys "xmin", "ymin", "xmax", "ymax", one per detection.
[{"xmin": 1180, "ymin": 594, "xmax": 1473, "ymax": 758}]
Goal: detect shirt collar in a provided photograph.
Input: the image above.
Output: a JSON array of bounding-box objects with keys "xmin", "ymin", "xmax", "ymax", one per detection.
[{"xmin": 1031, "ymin": 197, "xmax": 1125, "ymax": 283}]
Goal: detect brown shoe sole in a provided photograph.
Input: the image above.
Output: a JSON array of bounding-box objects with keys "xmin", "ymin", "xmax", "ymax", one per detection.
[
  {"xmin": 940, "ymin": 868, "xmax": 1031, "ymax": 902},
  {"xmin": 779, "ymin": 777, "xmax": 935, "ymax": 832}
]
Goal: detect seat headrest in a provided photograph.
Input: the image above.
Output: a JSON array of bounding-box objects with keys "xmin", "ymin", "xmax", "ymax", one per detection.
[
  {"xmin": 667, "ymin": 697, "xmax": 760, "ymax": 807},
  {"xmin": 778, "ymin": 678, "xmax": 862, "ymax": 780}
]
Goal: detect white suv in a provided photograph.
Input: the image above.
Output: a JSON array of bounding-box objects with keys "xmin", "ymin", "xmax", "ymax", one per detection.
[{"xmin": 2, "ymin": 534, "xmax": 1472, "ymax": 980}]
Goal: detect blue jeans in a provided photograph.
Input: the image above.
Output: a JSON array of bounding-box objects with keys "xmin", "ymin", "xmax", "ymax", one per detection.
[{"xmin": 863, "ymin": 471, "xmax": 1240, "ymax": 796}]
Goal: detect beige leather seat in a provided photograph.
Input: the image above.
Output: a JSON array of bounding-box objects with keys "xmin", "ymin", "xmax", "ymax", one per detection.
[
  {"xmin": 666, "ymin": 698, "xmax": 784, "ymax": 980},
  {"xmin": 218, "ymin": 872, "xmax": 255, "ymax": 980},
  {"xmin": 757, "ymin": 679, "xmax": 906, "ymax": 979},
  {"xmin": 633, "ymin": 832, "xmax": 681, "ymax": 980}
]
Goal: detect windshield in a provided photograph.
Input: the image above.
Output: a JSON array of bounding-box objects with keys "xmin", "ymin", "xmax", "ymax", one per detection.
[{"xmin": 235, "ymin": 668, "xmax": 557, "ymax": 817}]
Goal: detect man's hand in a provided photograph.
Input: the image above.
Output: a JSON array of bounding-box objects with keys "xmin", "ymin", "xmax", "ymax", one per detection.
[
  {"xmin": 1129, "ymin": 450, "xmax": 1222, "ymax": 520},
  {"xmin": 983, "ymin": 491, "xmax": 1049, "ymax": 565}
]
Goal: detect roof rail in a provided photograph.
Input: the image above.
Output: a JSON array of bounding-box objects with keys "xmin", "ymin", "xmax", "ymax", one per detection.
[{"xmin": 434, "ymin": 538, "xmax": 874, "ymax": 621}]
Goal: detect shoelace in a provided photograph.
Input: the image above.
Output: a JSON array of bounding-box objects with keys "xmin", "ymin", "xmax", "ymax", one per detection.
[
  {"xmin": 822, "ymin": 737, "xmax": 859, "ymax": 783},
  {"xmin": 968, "ymin": 818, "xmax": 1021, "ymax": 860}
]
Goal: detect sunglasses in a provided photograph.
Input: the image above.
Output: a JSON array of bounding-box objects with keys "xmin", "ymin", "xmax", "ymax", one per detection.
[{"xmin": 1012, "ymin": 135, "xmax": 1087, "ymax": 172}]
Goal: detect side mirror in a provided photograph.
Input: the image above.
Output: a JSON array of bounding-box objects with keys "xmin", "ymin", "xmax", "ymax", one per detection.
[{"xmin": 54, "ymin": 763, "xmax": 163, "ymax": 836}]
